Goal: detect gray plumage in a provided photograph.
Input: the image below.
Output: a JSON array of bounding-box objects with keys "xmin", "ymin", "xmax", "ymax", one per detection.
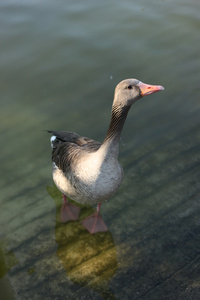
[{"xmin": 48, "ymin": 79, "xmax": 164, "ymax": 206}]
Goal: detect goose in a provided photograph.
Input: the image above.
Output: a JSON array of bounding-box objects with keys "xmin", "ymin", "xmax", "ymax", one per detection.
[{"xmin": 48, "ymin": 78, "xmax": 164, "ymax": 234}]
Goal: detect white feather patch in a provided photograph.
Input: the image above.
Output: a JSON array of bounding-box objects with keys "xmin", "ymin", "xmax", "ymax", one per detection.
[{"xmin": 50, "ymin": 135, "xmax": 56, "ymax": 148}]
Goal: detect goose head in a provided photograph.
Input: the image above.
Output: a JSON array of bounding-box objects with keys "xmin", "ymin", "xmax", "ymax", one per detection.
[{"xmin": 113, "ymin": 78, "xmax": 164, "ymax": 108}]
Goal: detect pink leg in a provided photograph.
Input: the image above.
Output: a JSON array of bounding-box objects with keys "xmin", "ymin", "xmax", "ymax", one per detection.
[
  {"xmin": 60, "ymin": 194, "xmax": 80, "ymax": 223},
  {"xmin": 81, "ymin": 202, "xmax": 108, "ymax": 234},
  {"xmin": 97, "ymin": 202, "xmax": 101, "ymax": 213},
  {"xmin": 62, "ymin": 194, "xmax": 67, "ymax": 204}
]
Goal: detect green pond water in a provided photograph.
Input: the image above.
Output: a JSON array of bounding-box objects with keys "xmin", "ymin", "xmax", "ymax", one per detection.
[{"xmin": 0, "ymin": 0, "xmax": 200, "ymax": 299}]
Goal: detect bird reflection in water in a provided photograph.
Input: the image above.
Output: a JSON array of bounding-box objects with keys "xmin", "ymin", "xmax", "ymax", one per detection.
[{"xmin": 47, "ymin": 185, "xmax": 118, "ymax": 300}]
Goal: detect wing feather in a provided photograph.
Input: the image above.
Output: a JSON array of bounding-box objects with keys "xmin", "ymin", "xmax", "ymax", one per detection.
[{"xmin": 48, "ymin": 130, "xmax": 101, "ymax": 173}]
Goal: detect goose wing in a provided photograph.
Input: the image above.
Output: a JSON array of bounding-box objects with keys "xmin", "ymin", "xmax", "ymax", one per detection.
[{"xmin": 48, "ymin": 130, "xmax": 101, "ymax": 173}]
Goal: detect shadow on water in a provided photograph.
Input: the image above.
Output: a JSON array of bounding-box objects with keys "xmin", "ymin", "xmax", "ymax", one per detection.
[
  {"xmin": 0, "ymin": 240, "xmax": 18, "ymax": 300},
  {"xmin": 47, "ymin": 185, "xmax": 118, "ymax": 300},
  {"xmin": 0, "ymin": 240, "xmax": 19, "ymax": 279}
]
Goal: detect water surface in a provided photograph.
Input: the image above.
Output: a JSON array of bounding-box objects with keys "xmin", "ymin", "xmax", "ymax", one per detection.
[{"xmin": 1, "ymin": 0, "xmax": 200, "ymax": 299}]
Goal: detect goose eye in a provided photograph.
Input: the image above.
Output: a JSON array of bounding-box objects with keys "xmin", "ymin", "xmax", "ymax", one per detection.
[{"xmin": 127, "ymin": 85, "xmax": 133, "ymax": 90}]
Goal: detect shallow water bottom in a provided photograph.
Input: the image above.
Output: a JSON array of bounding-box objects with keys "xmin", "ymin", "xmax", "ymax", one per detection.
[
  {"xmin": 1, "ymin": 0, "xmax": 200, "ymax": 298},
  {"xmin": 1, "ymin": 118, "xmax": 200, "ymax": 299}
]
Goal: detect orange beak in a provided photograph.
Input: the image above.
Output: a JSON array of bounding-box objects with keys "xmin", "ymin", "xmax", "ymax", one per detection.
[{"xmin": 139, "ymin": 81, "xmax": 164, "ymax": 97}]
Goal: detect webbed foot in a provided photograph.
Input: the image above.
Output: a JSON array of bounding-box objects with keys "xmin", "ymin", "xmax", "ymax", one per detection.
[
  {"xmin": 60, "ymin": 194, "xmax": 81, "ymax": 222},
  {"xmin": 82, "ymin": 211, "xmax": 108, "ymax": 234}
]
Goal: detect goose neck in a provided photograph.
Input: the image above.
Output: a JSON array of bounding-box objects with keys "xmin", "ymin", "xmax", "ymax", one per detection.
[{"xmin": 101, "ymin": 104, "xmax": 130, "ymax": 156}]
